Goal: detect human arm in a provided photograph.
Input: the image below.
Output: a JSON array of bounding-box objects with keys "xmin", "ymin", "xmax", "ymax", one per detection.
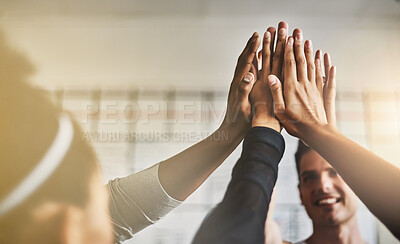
[
  {"xmin": 158, "ymin": 21, "xmax": 288, "ymax": 201},
  {"xmin": 264, "ymin": 189, "xmax": 283, "ymax": 244},
  {"xmin": 107, "ymin": 25, "xmax": 285, "ymax": 241},
  {"xmin": 157, "ymin": 31, "xmax": 262, "ymax": 201},
  {"xmin": 263, "ymin": 29, "xmax": 329, "ymax": 244},
  {"xmin": 268, "ymin": 29, "xmax": 400, "ymax": 239},
  {"xmin": 106, "ymin": 31, "xmax": 262, "ymax": 242},
  {"xmin": 193, "ymin": 23, "xmax": 288, "ymax": 244},
  {"xmin": 192, "ymin": 127, "xmax": 285, "ymax": 244}
]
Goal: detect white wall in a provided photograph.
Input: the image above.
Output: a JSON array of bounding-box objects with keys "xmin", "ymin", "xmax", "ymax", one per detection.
[{"xmin": 1, "ymin": 1, "xmax": 399, "ymax": 91}]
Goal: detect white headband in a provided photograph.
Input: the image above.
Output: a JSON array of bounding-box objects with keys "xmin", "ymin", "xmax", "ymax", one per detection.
[{"xmin": 0, "ymin": 114, "xmax": 74, "ymax": 217}]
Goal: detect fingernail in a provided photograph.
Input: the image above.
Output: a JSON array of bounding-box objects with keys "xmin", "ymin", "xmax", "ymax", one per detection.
[
  {"xmin": 296, "ymin": 33, "xmax": 302, "ymax": 41},
  {"xmin": 265, "ymin": 31, "xmax": 270, "ymax": 39},
  {"xmin": 306, "ymin": 40, "xmax": 312, "ymax": 49},
  {"xmin": 244, "ymin": 73, "xmax": 253, "ymax": 83},
  {"xmin": 288, "ymin": 37, "xmax": 294, "ymax": 46},
  {"xmin": 268, "ymin": 75, "xmax": 277, "ymax": 86},
  {"xmin": 279, "ymin": 28, "xmax": 286, "ymax": 36},
  {"xmin": 315, "ymin": 49, "xmax": 321, "ymax": 59}
]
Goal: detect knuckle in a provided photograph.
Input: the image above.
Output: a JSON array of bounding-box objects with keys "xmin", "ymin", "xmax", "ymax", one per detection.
[
  {"xmin": 263, "ymin": 48, "xmax": 271, "ymax": 56},
  {"xmin": 296, "ymin": 57, "xmax": 306, "ymax": 65},
  {"xmin": 328, "ymin": 82, "xmax": 337, "ymax": 89},
  {"xmin": 286, "ymin": 58, "xmax": 296, "ymax": 67},
  {"xmin": 273, "ymin": 104, "xmax": 284, "ymax": 114},
  {"xmin": 278, "ymin": 34, "xmax": 286, "ymax": 41},
  {"xmin": 271, "ymin": 85, "xmax": 281, "ymax": 94},
  {"xmin": 274, "ymin": 49, "xmax": 282, "ymax": 58},
  {"xmin": 238, "ymin": 83, "xmax": 251, "ymax": 94},
  {"xmin": 237, "ymin": 54, "xmax": 243, "ymax": 64}
]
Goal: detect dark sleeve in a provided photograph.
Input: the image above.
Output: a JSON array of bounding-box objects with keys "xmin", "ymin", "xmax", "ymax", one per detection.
[{"xmin": 192, "ymin": 127, "xmax": 285, "ymax": 244}]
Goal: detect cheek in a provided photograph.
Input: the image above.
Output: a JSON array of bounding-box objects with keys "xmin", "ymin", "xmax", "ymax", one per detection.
[
  {"xmin": 340, "ymin": 184, "xmax": 358, "ymax": 209},
  {"xmin": 299, "ymin": 188, "xmax": 313, "ymax": 206},
  {"xmin": 347, "ymin": 192, "xmax": 359, "ymax": 210}
]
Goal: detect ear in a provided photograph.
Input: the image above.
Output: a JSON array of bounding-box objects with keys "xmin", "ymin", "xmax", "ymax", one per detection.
[
  {"xmin": 298, "ymin": 183, "xmax": 305, "ymax": 206},
  {"xmin": 62, "ymin": 205, "xmax": 85, "ymax": 244}
]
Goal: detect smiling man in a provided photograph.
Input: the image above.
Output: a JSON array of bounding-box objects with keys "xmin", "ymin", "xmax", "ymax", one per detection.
[
  {"xmin": 265, "ymin": 140, "xmax": 367, "ymax": 244},
  {"xmin": 286, "ymin": 140, "xmax": 366, "ymax": 244}
]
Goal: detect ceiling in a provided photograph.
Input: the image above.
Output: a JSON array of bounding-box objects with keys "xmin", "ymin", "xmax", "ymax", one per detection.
[{"xmin": 0, "ymin": 0, "xmax": 399, "ymax": 19}]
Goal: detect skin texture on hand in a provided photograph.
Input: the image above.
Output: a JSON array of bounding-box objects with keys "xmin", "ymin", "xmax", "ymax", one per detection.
[
  {"xmin": 267, "ymin": 28, "xmax": 336, "ymax": 139},
  {"xmin": 250, "ymin": 21, "xmax": 289, "ymax": 132},
  {"xmin": 221, "ymin": 32, "xmax": 261, "ymax": 136}
]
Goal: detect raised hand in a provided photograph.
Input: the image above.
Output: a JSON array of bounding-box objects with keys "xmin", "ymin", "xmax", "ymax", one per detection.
[
  {"xmin": 250, "ymin": 22, "xmax": 288, "ymax": 131},
  {"xmin": 221, "ymin": 32, "xmax": 261, "ymax": 135},
  {"xmin": 157, "ymin": 32, "xmax": 262, "ymax": 202},
  {"xmin": 267, "ymin": 29, "xmax": 336, "ymax": 139},
  {"xmin": 266, "ymin": 29, "xmax": 400, "ymax": 242}
]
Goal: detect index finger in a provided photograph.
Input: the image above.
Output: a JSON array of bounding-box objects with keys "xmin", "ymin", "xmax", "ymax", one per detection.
[{"xmin": 233, "ymin": 32, "xmax": 261, "ymax": 86}]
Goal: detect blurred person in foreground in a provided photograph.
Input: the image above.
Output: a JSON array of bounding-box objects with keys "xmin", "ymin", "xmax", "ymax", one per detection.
[
  {"xmin": 0, "ymin": 22, "xmax": 287, "ymax": 243},
  {"xmin": 0, "ymin": 32, "xmax": 113, "ymax": 243}
]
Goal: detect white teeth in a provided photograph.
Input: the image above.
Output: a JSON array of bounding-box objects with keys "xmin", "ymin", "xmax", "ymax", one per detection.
[{"xmin": 318, "ymin": 198, "xmax": 337, "ymax": 205}]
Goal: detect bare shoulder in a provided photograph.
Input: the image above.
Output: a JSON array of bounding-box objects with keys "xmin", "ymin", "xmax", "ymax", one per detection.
[{"xmin": 282, "ymin": 241, "xmax": 292, "ymax": 244}]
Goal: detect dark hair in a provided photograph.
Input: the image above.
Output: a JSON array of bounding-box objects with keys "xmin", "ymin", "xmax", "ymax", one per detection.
[
  {"xmin": 0, "ymin": 31, "xmax": 99, "ymax": 243},
  {"xmin": 294, "ymin": 140, "xmax": 311, "ymax": 181}
]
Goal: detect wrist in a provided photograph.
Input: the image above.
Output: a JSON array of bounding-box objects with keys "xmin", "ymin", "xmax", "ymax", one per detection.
[
  {"xmin": 300, "ymin": 123, "xmax": 338, "ymax": 146},
  {"xmin": 252, "ymin": 116, "xmax": 281, "ymax": 133},
  {"xmin": 216, "ymin": 120, "xmax": 247, "ymax": 144}
]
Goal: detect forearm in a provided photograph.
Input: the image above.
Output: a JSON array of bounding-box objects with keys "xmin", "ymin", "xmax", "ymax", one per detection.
[
  {"xmin": 193, "ymin": 127, "xmax": 285, "ymax": 244},
  {"xmin": 303, "ymin": 124, "xmax": 400, "ymax": 238},
  {"xmin": 158, "ymin": 123, "xmax": 245, "ymax": 201},
  {"xmin": 107, "ymin": 164, "xmax": 182, "ymax": 242}
]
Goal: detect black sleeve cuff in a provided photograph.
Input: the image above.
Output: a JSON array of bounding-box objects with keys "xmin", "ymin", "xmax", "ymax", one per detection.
[
  {"xmin": 243, "ymin": 126, "xmax": 285, "ymax": 159},
  {"xmin": 231, "ymin": 126, "xmax": 285, "ymax": 200}
]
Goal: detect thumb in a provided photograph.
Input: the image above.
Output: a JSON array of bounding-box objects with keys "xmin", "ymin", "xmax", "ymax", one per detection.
[
  {"xmin": 237, "ymin": 72, "xmax": 255, "ymax": 104},
  {"xmin": 268, "ymin": 75, "xmax": 285, "ymax": 116},
  {"xmin": 323, "ymin": 66, "xmax": 336, "ymax": 127}
]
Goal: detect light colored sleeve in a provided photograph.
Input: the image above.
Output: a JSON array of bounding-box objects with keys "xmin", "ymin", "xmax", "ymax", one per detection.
[{"xmin": 107, "ymin": 163, "xmax": 182, "ymax": 243}]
